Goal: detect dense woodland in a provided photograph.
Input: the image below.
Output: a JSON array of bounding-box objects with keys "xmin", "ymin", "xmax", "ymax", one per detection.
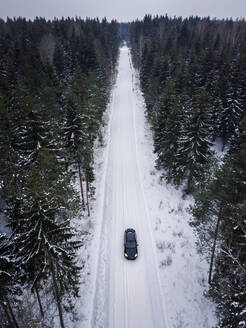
[
  {"xmin": 0, "ymin": 17, "xmax": 119, "ymax": 327},
  {"xmin": 0, "ymin": 14, "xmax": 245, "ymax": 328},
  {"xmin": 130, "ymin": 15, "xmax": 246, "ymax": 328}
]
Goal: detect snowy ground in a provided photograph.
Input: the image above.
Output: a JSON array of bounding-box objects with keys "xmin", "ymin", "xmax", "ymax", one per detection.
[{"xmin": 73, "ymin": 46, "xmax": 217, "ymax": 328}]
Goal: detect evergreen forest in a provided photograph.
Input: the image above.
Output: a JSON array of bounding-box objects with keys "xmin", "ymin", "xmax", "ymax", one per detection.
[
  {"xmin": 0, "ymin": 17, "xmax": 119, "ymax": 327},
  {"xmin": 130, "ymin": 15, "xmax": 246, "ymax": 328},
  {"xmin": 0, "ymin": 13, "xmax": 245, "ymax": 328}
]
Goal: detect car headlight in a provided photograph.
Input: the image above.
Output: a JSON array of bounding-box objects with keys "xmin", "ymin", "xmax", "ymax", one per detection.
[
  {"xmin": 134, "ymin": 253, "xmax": 138, "ymax": 257},
  {"xmin": 124, "ymin": 253, "xmax": 128, "ymax": 257}
]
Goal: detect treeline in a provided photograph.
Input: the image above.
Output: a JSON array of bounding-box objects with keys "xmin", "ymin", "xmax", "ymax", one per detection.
[
  {"xmin": 0, "ymin": 17, "xmax": 119, "ymax": 327},
  {"xmin": 130, "ymin": 15, "xmax": 246, "ymax": 328}
]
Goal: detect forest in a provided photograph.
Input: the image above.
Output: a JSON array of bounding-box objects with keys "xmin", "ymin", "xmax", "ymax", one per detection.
[
  {"xmin": 130, "ymin": 15, "xmax": 246, "ymax": 328},
  {"xmin": 0, "ymin": 17, "xmax": 119, "ymax": 327},
  {"xmin": 0, "ymin": 14, "xmax": 245, "ymax": 328}
]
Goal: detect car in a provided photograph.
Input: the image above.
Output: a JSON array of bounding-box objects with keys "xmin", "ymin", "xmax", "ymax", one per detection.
[{"xmin": 124, "ymin": 228, "xmax": 138, "ymax": 260}]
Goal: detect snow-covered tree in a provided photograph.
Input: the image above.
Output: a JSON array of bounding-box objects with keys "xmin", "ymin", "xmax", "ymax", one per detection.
[
  {"xmin": 191, "ymin": 118, "xmax": 246, "ymax": 327},
  {"xmin": 219, "ymin": 85, "xmax": 244, "ymax": 151},
  {"xmin": 0, "ymin": 95, "xmax": 12, "ymax": 191},
  {"xmin": 0, "ymin": 233, "xmax": 21, "ymax": 328},
  {"xmin": 177, "ymin": 90, "xmax": 213, "ymax": 192},
  {"xmin": 156, "ymin": 93, "xmax": 184, "ymax": 185},
  {"xmin": 10, "ymin": 149, "xmax": 81, "ymax": 326},
  {"xmin": 154, "ymin": 79, "xmax": 177, "ymax": 155}
]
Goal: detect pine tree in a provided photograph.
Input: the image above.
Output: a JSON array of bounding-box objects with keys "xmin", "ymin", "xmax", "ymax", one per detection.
[
  {"xmin": 0, "ymin": 233, "xmax": 21, "ymax": 328},
  {"xmin": 140, "ymin": 42, "xmax": 154, "ymax": 94},
  {"xmin": 153, "ymin": 78, "xmax": 177, "ymax": 153},
  {"xmin": 0, "ymin": 94, "xmax": 12, "ymax": 192},
  {"xmin": 219, "ymin": 57, "xmax": 245, "ymax": 150},
  {"xmin": 191, "ymin": 118, "xmax": 246, "ymax": 327},
  {"xmin": 156, "ymin": 92, "xmax": 184, "ymax": 185},
  {"xmin": 7, "ymin": 83, "xmax": 39, "ymax": 168},
  {"xmin": 177, "ymin": 90, "xmax": 213, "ymax": 192},
  {"xmin": 10, "ymin": 149, "xmax": 81, "ymax": 325}
]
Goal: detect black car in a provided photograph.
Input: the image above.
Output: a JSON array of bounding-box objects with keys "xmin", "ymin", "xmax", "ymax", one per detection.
[{"xmin": 124, "ymin": 228, "xmax": 138, "ymax": 260}]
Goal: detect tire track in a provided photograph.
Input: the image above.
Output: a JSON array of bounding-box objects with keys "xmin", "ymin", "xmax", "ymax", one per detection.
[
  {"xmin": 89, "ymin": 85, "xmax": 117, "ymax": 328},
  {"xmin": 90, "ymin": 46, "xmax": 169, "ymax": 328},
  {"xmin": 129, "ymin": 54, "xmax": 170, "ymax": 328}
]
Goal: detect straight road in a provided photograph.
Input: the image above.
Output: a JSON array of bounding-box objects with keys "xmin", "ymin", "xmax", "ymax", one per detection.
[{"xmin": 91, "ymin": 46, "xmax": 168, "ymax": 328}]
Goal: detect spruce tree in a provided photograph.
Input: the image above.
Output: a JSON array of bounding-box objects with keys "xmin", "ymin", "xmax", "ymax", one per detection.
[
  {"xmin": 156, "ymin": 92, "xmax": 184, "ymax": 185},
  {"xmin": 219, "ymin": 60, "xmax": 245, "ymax": 150},
  {"xmin": 191, "ymin": 118, "xmax": 246, "ymax": 327},
  {"xmin": 0, "ymin": 233, "xmax": 21, "ymax": 328},
  {"xmin": 10, "ymin": 149, "xmax": 81, "ymax": 325},
  {"xmin": 177, "ymin": 90, "xmax": 213, "ymax": 192}
]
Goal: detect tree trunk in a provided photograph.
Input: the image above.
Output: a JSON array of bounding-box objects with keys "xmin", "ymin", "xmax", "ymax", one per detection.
[
  {"xmin": 77, "ymin": 158, "xmax": 85, "ymax": 209},
  {"xmin": 5, "ymin": 296, "xmax": 19, "ymax": 328},
  {"xmin": 50, "ymin": 261, "xmax": 65, "ymax": 328},
  {"xmin": 84, "ymin": 167, "xmax": 90, "ymax": 217},
  {"xmin": 34, "ymin": 284, "xmax": 44, "ymax": 318},
  {"xmin": 208, "ymin": 205, "xmax": 223, "ymax": 284},
  {"xmin": 0, "ymin": 300, "xmax": 13, "ymax": 327},
  {"xmin": 186, "ymin": 170, "xmax": 193, "ymax": 194},
  {"xmin": 222, "ymin": 139, "xmax": 225, "ymax": 152}
]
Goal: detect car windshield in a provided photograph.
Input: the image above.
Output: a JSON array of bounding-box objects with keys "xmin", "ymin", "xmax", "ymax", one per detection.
[{"xmin": 126, "ymin": 241, "xmax": 136, "ymax": 248}]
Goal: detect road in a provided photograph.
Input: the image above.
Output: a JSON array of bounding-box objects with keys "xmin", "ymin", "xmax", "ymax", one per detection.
[{"xmin": 90, "ymin": 46, "xmax": 168, "ymax": 328}]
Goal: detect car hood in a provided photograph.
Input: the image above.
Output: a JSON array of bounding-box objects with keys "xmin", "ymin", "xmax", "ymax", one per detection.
[{"xmin": 125, "ymin": 248, "xmax": 137, "ymax": 258}]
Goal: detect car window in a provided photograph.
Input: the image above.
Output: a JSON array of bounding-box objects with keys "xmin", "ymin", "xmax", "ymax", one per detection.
[
  {"xmin": 125, "ymin": 241, "xmax": 136, "ymax": 248},
  {"xmin": 127, "ymin": 232, "xmax": 135, "ymax": 241}
]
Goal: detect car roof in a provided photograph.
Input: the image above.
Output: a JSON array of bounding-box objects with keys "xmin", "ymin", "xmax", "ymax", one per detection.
[
  {"xmin": 125, "ymin": 229, "xmax": 136, "ymax": 240},
  {"xmin": 127, "ymin": 233, "xmax": 135, "ymax": 241}
]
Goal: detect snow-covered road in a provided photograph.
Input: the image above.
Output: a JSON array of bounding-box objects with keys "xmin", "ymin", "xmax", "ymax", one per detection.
[
  {"xmin": 90, "ymin": 47, "xmax": 169, "ymax": 328},
  {"xmin": 82, "ymin": 45, "xmax": 217, "ymax": 328}
]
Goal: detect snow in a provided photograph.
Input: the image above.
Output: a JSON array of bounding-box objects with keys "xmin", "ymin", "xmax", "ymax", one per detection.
[
  {"xmin": 211, "ymin": 137, "xmax": 224, "ymax": 154},
  {"xmin": 211, "ymin": 137, "xmax": 229, "ymax": 169},
  {"xmin": 0, "ymin": 202, "xmax": 11, "ymax": 236},
  {"xmin": 73, "ymin": 46, "xmax": 217, "ymax": 328}
]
